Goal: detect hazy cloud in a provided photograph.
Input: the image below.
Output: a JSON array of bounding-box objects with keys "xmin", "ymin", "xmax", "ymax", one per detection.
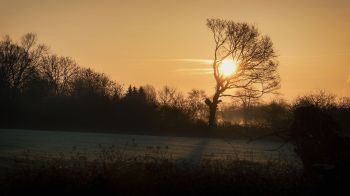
[
  {"xmin": 166, "ymin": 59, "xmax": 213, "ymax": 75},
  {"xmin": 166, "ymin": 59, "xmax": 213, "ymax": 64},
  {"xmin": 172, "ymin": 68, "xmax": 213, "ymax": 75}
]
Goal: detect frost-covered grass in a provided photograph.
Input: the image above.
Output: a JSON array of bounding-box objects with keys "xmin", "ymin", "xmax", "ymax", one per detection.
[
  {"xmin": 0, "ymin": 129, "xmax": 297, "ymax": 163},
  {"xmin": 1, "ymin": 144, "xmax": 305, "ymax": 195},
  {"xmin": 1, "ymin": 129, "xmax": 318, "ymax": 195}
]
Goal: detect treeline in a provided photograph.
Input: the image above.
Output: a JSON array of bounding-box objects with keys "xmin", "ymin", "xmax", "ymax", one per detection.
[
  {"xmin": 1, "ymin": 34, "xmax": 349, "ymax": 137},
  {"xmin": 0, "ymin": 33, "xmax": 209, "ymax": 133},
  {"xmin": 222, "ymin": 90, "xmax": 350, "ymax": 134},
  {"xmin": 221, "ymin": 99, "xmax": 291, "ymax": 129}
]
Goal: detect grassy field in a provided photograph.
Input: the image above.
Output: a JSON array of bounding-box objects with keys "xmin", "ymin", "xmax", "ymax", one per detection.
[
  {"xmin": 0, "ymin": 129, "xmax": 298, "ymax": 165},
  {"xmin": 2, "ymin": 129, "xmax": 347, "ymax": 195},
  {"xmin": 0, "ymin": 129, "xmax": 304, "ymax": 195}
]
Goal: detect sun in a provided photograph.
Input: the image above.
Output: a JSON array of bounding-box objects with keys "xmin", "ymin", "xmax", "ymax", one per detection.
[{"xmin": 218, "ymin": 59, "xmax": 238, "ymax": 77}]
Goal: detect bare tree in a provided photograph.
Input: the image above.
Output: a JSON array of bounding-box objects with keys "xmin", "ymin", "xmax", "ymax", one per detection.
[
  {"xmin": 40, "ymin": 55, "xmax": 79, "ymax": 96},
  {"xmin": 187, "ymin": 89, "xmax": 208, "ymax": 121},
  {"xmin": 234, "ymin": 89, "xmax": 261, "ymax": 108},
  {"xmin": 205, "ymin": 19, "xmax": 280, "ymax": 128},
  {"xmin": 157, "ymin": 86, "xmax": 185, "ymax": 108},
  {"xmin": 142, "ymin": 84, "xmax": 157, "ymax": 103},
  {"xmin": 71, "ymin": 68, "xmax": 119, "ymax": 99},
  {"xmin": 294, "ymin": 90, "xmax": 337, "ymax": 109},
  {"xmin": 0, "ymin": 33, "xmax": 47, "ymax": 97},
  {"xmin": 232, "ymin": 89, "xmax": 262, "ymax": 126}
]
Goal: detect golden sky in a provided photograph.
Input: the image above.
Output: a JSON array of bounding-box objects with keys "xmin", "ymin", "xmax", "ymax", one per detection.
[{"xmin": 1, "ymin": 0, "xmax": 350, "ymax": 100}]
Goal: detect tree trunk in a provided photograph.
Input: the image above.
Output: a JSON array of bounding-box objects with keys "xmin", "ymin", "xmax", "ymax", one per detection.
[{"xmin": 207, "ymin": 92, "xmax": 220, "ymax": 128}]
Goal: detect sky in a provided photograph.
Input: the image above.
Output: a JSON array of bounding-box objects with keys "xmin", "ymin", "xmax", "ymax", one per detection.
[{"xmin": 1, "ymin": 0, "xmax": 350, "ymax": 100}]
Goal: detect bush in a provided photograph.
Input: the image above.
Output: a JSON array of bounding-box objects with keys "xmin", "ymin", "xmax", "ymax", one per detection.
[{"xmin": 289, "ymin": 105, "xmax": 350, "ymax": 188}]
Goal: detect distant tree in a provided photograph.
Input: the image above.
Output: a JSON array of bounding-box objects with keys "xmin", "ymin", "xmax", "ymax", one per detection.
[
  {"xmin": 262, "ymin": 99, "xmax": 291, "ymax": 129},
  {"xmin": 156, "ymin": 86, "xmax": 194, "ymax": 128},
  {"xmin": 157, "ymin": 86, "xmax": 185, "ymax": 108},
  {"xmin": 123, "ymin": 86, "xmax": 147, "ymax": 104},
  {"xmin": 234, "ymin": 89, "xmax": 261, "ymax": 108},
  {"xmin": 39, "ymin": 55, "xmax": 79, "ymax": 96},
  {"xmin": 0, "ymin": 33, "xmax": 47, "ymax": 98},
  {"xmin": 294, "ymin": 90, "xmax": 337, "ymax": 109},
  {"xmin": 338, "ymin": 97, "xmax": 350, "ymax": 109},
  {"xmin": 220, "ymin": 98, "xmax": 291, "ymax": 129},
  {"xmin": 205, "ymin": 19, "xmax": 280, "ymax": 128},
  {"xmin": 71, "ymin": 68, "xmax": 119, "ymax": 99},
  {"xmin": 126, "ymin": 85, "xmax": 136, "ymax": 96},
  {"xmin": 142, "ymin": 85, "xmax": 157, "ymax": 103},
  {"xmin": 109, "ymin": 82, "xmax": 123, "ymax": 101},
  {"xmin": 186, "ymin": 89, "xmax": 208, "ymax": 122},
  {"xmin": 232, "ymin": 89, "xmax": 262, "ymax": 126}
]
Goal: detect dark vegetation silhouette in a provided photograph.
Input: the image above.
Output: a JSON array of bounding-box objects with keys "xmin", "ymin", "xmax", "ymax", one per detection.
[
  {"xmin": 0, "ymin": 33, "xmax": 284, "ymax": 137},
  {"xmin": 0, "ymin": 33, "xmax": 210, "ymax": 134},
  {"xmin": 289, "ymin": 92, "xmax": 350, "ymax": 186},
  {"xmin": 1, "ymin": 34, "xmax": 350, "ymax": 140}
]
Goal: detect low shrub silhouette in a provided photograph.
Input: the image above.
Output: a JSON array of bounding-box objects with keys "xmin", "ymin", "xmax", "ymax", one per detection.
[{"xmin": 289, "ymin": 105, "xmax": 350, "ymax": 191}]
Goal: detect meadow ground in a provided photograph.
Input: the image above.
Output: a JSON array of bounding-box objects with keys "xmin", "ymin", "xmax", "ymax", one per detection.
[{"xmin": 1, "ymin": 129, "xmax": 332, "ymax": 195}]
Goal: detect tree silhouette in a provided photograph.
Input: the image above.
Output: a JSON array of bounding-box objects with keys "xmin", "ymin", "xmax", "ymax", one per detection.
[
  {"xmin": 39, "ymin": 55, "xmax": 79, "ymax": 96},
  {"xmin": 71, "ymin": 68, "xmax": 118, "ymax": 99},
  {"xmin": 157, "ymin": 86, "xmax": 185, "ymax": 108},
  {"xmin": 187, "ymin": 89, "xmax": 207, "ymax": 122},
  {"xmin": 294, "ymin": 90, "xmax": 337, "ymax": 110},
  {"xmin": 0, "ymin": 33, "xmax": 47, "ymax": 98},
  {"xmin": 142, "ymin": 84, "xmax": 157, "ymax": 103},
  {"xmin": 205, "ymin": 19, "xmax": 280, "ymax": 128}
]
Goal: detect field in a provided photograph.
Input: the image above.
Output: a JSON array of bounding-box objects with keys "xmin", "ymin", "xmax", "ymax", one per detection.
[
  {"xmin": 0, "ymin": 129, "xmax": 298, "ymax": 166},
  {"xmin": 0, "ymin": 129, "xmax": 310, "ymax": 195}
]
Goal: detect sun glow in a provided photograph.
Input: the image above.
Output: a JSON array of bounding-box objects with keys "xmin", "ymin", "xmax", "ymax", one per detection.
[{"xmin": 218, "ymin": 59, "xmax": 238, "ymax": 77}]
